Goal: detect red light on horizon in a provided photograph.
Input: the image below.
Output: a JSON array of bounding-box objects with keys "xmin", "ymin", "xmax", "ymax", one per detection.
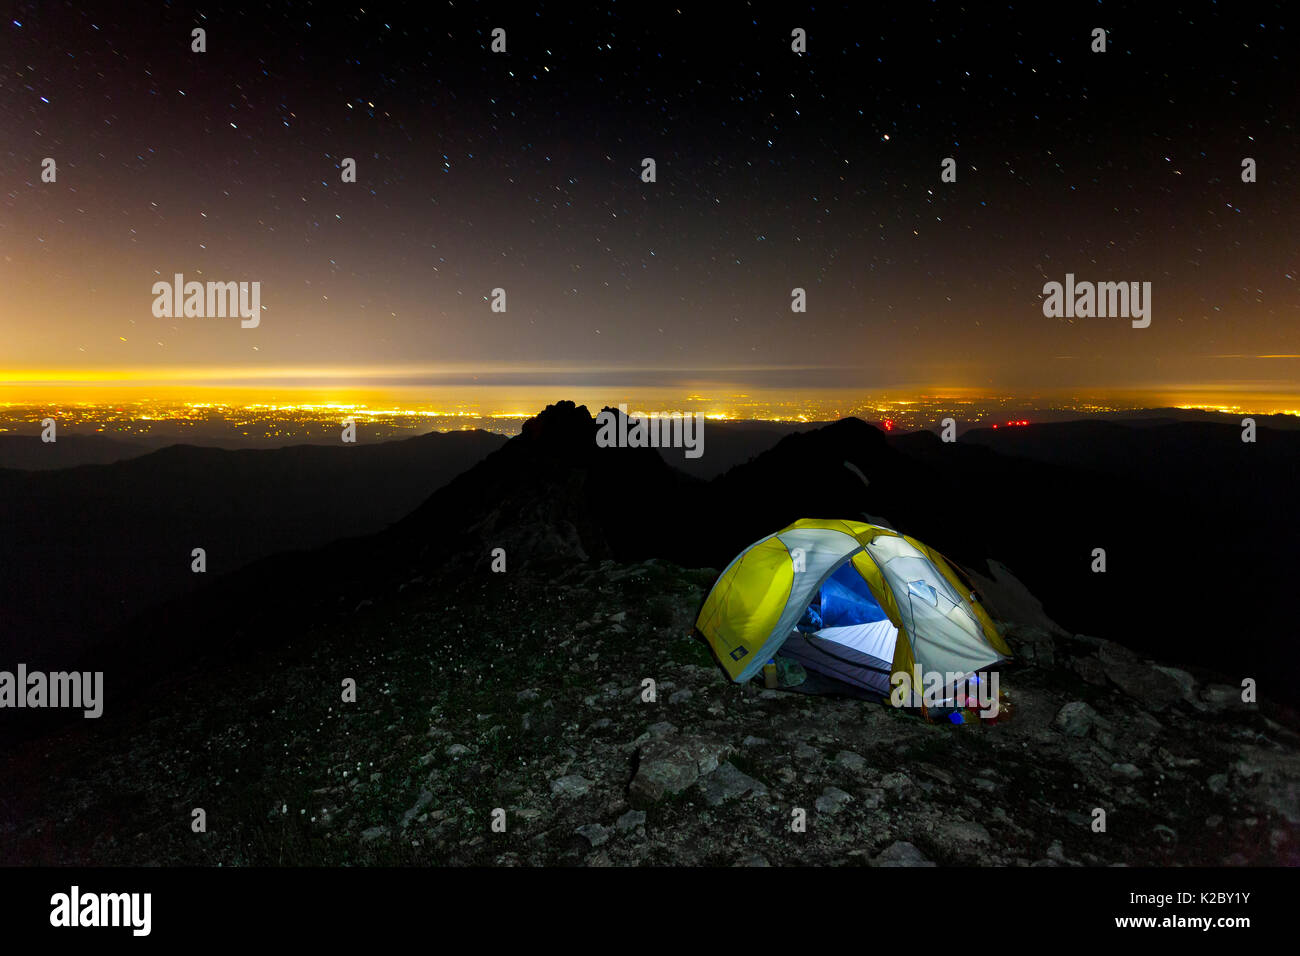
[{"xmin": 881, "ymin": 418, "xmax": 894, "ymax": 431}]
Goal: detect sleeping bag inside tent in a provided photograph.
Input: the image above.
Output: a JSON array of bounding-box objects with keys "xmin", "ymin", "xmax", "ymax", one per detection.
[{"xmin": 695, "ymin": 518, "xmax": 1012, "ymax": 703}]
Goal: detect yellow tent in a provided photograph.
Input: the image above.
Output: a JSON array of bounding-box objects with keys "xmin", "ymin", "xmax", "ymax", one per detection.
[{"xmin": 696, "ymin": 518, "xmax": 1011, "ymax": 704}]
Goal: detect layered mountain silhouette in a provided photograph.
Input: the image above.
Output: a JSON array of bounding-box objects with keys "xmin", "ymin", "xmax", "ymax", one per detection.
[
  {"xmin": 0, "ymin": 429, "xmax": 507, "ymax": 663},
  {"xmin": 890, "ymin": 420, "xmax": 1298, "ymax": 676},
  {"xmin": 655, "ymin": 421, "xmax": 814, "ymax": 479},
  {"xmin": 0, "ymin": 434, "xmax": 150, "ymax": 470},
  {"xmin": 5, "ymin": 400, "xmax": 1294, "ymax": 718}
]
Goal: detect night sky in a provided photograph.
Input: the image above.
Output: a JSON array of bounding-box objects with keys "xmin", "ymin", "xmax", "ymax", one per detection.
[{"xmin": 3, "ymin": 2, "xmax": 1297, "ymax": 398}]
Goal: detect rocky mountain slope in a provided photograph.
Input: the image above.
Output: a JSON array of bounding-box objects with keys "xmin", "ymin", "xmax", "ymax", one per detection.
[
  {"xmin": 3, "ymin": 401, "xmax": 1296, "ymax": 866},
  {"xmin": 2, "ymin": 556, "xmax": 1296, "ymax": 866}
]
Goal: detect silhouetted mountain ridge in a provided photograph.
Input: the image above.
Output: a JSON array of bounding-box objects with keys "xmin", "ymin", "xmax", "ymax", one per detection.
[
  {"xmin": 0, "ymin": 434, "xmax": 149, "ymax": 470},
  {"xmin": 16, "ymin": 403, "xmax": 1295, "ymax": 724},
  {"xmin": 0, "ymin": 428, "xmax": 507, "ymax": 662},
  {"xmin": 393, "ymin": 400, "xmax": 706, "ymax": 568}
]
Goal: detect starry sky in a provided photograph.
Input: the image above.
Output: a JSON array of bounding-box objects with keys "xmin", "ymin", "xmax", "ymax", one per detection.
[{"xmin": 2, "ymin": 1, "xmax": 1298, "ymax": 400}]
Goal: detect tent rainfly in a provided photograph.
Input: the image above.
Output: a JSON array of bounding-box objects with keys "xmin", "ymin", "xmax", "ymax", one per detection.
[{"xmin": 695, "ymin": 518, "xmax": 1012, "ymax": 703}]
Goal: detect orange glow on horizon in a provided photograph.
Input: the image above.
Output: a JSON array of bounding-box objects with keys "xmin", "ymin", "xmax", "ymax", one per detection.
[{"xmin": 2, "ymin": 367, "xmax": 1300, "ymax": 420}]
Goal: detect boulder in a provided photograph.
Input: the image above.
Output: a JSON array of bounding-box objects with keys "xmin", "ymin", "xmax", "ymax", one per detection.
[
  {"xmin": 550, "ymin": 774, "xmax": 592, "ymax": 798},
  {"xmin": 1152, "ymin": 666, "xmax": 1199, "ymax": 706},
  {"xmin": 936, "ymin": 820, "xmax": 993, "ymax": 850},
  {"xmin": 700, "ymin": 762, "xmax": 768, "ymax": 806},
  {"xmin": 815, "ymin": 787, "xmax": 854, "ymax": 814},
  {"xmin": 1070, "ymin": 655, "xmax": 1110, "ymax": 687},
  {"xmin": 1101, "ymin": 659, "xmax": 1183, "ymax": 711},
  {"xmin": 1054, "ymin": 701, "xmax": 1108, "ymax": 738},
  {"xmin": 575, "ymin": 823, "xmax": 610, "ymax": 847},
  {"xmin": 629, "ymin": 735, "xmax": 733, "ymax": 805},
  {"xmin": 873, "ymin": 841, "xmax": 935, "ymax": 867},
  {"xmin": 1201, "ymin": 683, "xmax": 1253, "ymax": 713},
  {"xmin": 615, "ymin": 810, "xmax": 646, "ymax": 831}
]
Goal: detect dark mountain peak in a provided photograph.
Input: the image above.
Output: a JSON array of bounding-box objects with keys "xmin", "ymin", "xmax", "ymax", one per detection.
[
  {"xmin": 803, "ymin": 416, "xmax": 893, "ymax": 458},
  {"xmin": 761, "ymin": 414, "xmax": 884, "ymax": 446},
  {"xmin": 519, "ymin": 400, "xmax": 597, "ymax": 450},
  {"xmin": 714, "ymin": 414, "xmax": 894, "ymax": 487},
  {"xmin": 698, "ymin": 413, "xmax": 987, "ymax": 570},
  {"xmin": 393, "ymin": 400, "xmax": 703, "ymax": 570},
  {"xmin": 824, "ymin": 415, "xmax": 889, "ymax": 438}
]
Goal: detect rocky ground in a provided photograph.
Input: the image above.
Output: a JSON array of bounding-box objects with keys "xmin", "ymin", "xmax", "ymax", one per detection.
[{"xmin": 3, "ymin": 557, "xmax": 1298, "ymax": 866}]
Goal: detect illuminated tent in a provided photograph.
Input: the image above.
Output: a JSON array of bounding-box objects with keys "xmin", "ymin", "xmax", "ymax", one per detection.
[{"xmin": 695, "ymin": 518, "xmax": 1011, "ymax": 703}]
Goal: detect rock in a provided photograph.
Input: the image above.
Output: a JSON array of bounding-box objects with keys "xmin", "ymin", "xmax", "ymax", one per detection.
[
  {"xmin": 575, "ymin": 823, "xmax": 610, "ymax": 847},
  {"xmin": 1207, "ymin": 773, "xmax": 1229, "ymax": 795},
  {"xmin": 1101, "ymin": 660, "xmax": 1183, "ymax": 711},
  {"xmin": 700, "ymin": 762, "xmax": 769, "ymax": 806},
  {"xmin": 1110, "ymin": 762, "xmax": 1143, "ymax": 780},
  {"xmin": 732, "ymin": 854, "xmax": 771, "ymax": 866},
  {"xmin": 1006, "ymin": 625, "xmax": 1058, "ymax": 668},
  {"xmin": 873, "ymin": 841, "xmax": 935, "ymax": 867},
  {"xmin": 937, "ymin": 820, "xmax": 992, "ymax": 847},
  {"xmin": 1054, "ymin": 701, "xmax": 1107, "ymax": 738},
  {"xmin": 1131, "ymin": 711, "xmax": 1165, "ymax": 740},
  {"xmin": 1201, "ymin": 684, "xmax": 1251, "ymax": 713},
  {"xmin": 1097, "ymin": 640, "xmax": 1139, "ymax": 666},
  {"xmin": 400, "ymin": 789, "xmax": 434, "ymax": 827},
  {"xmin": 550, "ymin": 774, "xmax": 592, "ymax": 798},
  {"xmin": 516, "ymin": 688, "xmax": 540, "ymax": 702},
  {"xmin": 835, "ymin": 751, "xmax": 868, "ymax": 773},
  {"xmin": 360, "ymin": 826, "xmax": 389, "ymax": 843},
  {"xmin": 1071, "ymin": 655, "xmax": 1110, "ymax": 686},
  {"xmin": 1046, "ymin": 840, "xmax": 1080, "ymax": 866},
  {"xmin": 794, "ymin": 743, "xmax": 820, "ymax": 762},
  {"xmin": 1156, "ymin": 747, "xmax": 1199, "ymax": 769},
  {"xmin": 446, "ymin": 743, "xmax": 471, "ymax": 757},
  {"xmin": 861, "ymin": 788, "xmax": 885, "ymax": 809},
  {"xmin": 668, "ymin": 689, "xmax": 693, "ymax": 705},
  {"xmin": 1232, "ymin": 747, "xmax": 1300, "ymax": 823},
  {"xmin": 880, "ymin": 771, "xmax": 913, "ymax": 792},
  {"xmin": 615, "ymin": 810, "xmax": 646, "ymax": 831},
  {"xmin": 629, "ymin": 736, "xmax": 733, "ymax": 805},
  {"xmin": 815, "ymin": 786, "xmax": 854, "ymax": 814},
  {"xmin": 917, "ymin": 763, "xmax": 955, "ymax": 786},
  {"xmin": 1152, "ymin": 666, "xmax": 1199, "ymax": 706}
]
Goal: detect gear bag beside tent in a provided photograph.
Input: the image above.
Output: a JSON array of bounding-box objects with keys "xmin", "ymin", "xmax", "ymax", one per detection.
[{"xmin": 695, "ymin": 518, "xmax": 1012, "ymax": 704}]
